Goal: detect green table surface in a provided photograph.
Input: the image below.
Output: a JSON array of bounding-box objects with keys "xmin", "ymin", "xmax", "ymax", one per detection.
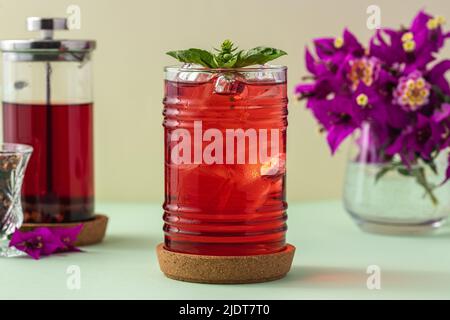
[{"xmin": 1, "ymin": 201, "xmax": 450, "ymax": 300}]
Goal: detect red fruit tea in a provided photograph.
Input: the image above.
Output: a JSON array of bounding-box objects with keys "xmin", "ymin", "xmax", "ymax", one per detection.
[
  {"xmin": 163, "ymin": 68, "xmax": 288, "ymax": 256},
  {"xmin": 3, "ymin": 102, "xmax": 94, "ymax": 223}
]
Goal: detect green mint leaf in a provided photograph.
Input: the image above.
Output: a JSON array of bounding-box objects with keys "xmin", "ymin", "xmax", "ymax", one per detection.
[
  {"xmin": 166, "ymin": 49, "xmax": 218, "ymax": 68},
  {"xmin": 220, "ymin": 40, "xmax": 236, "ymax": 53},
  {"xmin": 214, "ymin": 40, "xmax": 239, "ymax": 68},
  {"xmin": 234, "ymin": 47, "xmax": 287, "ymax": 68},
  {"xmin": 167, "ymin": 41, "xmax": 287, "ymax": 69}
]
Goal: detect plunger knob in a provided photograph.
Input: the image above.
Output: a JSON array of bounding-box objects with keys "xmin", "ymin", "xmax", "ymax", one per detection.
[{"xmin": 26, "ymin": 17, "xmax": 68, "ymax": 40}]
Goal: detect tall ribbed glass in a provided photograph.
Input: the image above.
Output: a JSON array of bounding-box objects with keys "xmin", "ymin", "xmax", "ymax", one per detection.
[{"xmin": 163, "ymin": 66, "xmax": 288, "ymax": 256}]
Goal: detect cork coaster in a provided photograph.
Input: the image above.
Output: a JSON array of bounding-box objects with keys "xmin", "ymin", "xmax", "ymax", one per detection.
[
  {"xmin": 157, "ymin": 243, "xmax": 296, "ymax": 284},
  {"xmin": 21, "ymin": 214, "xmax": 108, "ymax": 246}
]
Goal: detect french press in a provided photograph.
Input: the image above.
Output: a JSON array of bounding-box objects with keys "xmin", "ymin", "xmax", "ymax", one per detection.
[{"xmin": 1, "ymin": 17, "xmax": 96, "ymax": 223}]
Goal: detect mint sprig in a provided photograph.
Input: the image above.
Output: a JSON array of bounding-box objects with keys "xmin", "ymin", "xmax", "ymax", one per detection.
[{"xmin": 167, "ymin": 40, "xmax": 287, "ymax": 69}]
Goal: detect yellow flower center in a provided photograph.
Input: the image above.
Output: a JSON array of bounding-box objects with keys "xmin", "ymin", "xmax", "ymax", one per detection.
[
  {"xmin": 415, "ymin": 78, "xmax": 425, "ymax": 89},
  {"xmin": 400, "ymin": 32, "xmax": 416, "ymax": 53},
  {"xmin": 427, "ymin": 18, "xmax": 439, "ymax": 30},
  {"xmin": 427, "ymin": 16, "xmax": 446, "ymax": 30},
  {"xmin": 398, "ymin": 77, "xmax": 430, "ymax": 110},
  {"xmin": 348, "ymin": 59, "xmax": 376, "ymax": 90},
  {"xmin": 334, "ymin": 37, "xmax": 344, "ymax": 49},
  {"xmin": 401, "ymin": 32, "xmax": 414, "ymax": 42},
  {"xmin": 356, "ymin": 93, "xmax": 369, "ymax": 107},
  {"xmin": 436, "ymin": 16, "xmax": 446, "ymax": 25},
  {"xmin": 402, "ymin": 40, "xmax": 416, "ymax": 52}
]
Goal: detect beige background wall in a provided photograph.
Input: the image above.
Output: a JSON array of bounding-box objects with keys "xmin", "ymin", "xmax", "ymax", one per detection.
[{"xmin": 0, "ymin": 0, "xmax": 449, "ymax": 203}]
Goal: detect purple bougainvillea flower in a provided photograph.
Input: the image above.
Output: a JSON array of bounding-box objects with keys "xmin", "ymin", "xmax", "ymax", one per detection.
[
  {"xmin": 9, "ymin": 228, "xmax": 62, "ymax": 260},
  {"xmin": 327, "ymin": 124, "xmax": 357, "ymax": 155},
  {"xmin": 410, "ymin": 10, "xmax": 431, "ymax": 31},
  {"xmin": 342, "ymin": 29, "xmax": 365, "ymax": 56},
  {"xmin": 52, "ymin": 225, "xmax": 83, "ymax": 253},
  {"xmin": 295, "ymin": 82, "xmax": 316, "ymax": 97},
  {"xmin": 404, "ymin": 13, "xmax": 435, "ymax": 71},
  {"xmin": 386, "ymin": 114, "xmax": 443, "ymax": 163},
  {"xmin": 313, "ymin": 37, "xmax": 336, "ymax": 60},
  {"xmin": 427, "ymin": 60, "xmax": 450, "ymax": 95},
  {"xmin": 377, "ymin": 67, "xmax": 397, "ymax": 87},
  {"xmin": 393, "ymin": 71, "xmax": 431, "ymax": 112},
  {"xmin": 352, "ymin": 84, "xmax": 388, "ymax": 124},
  {"xmin": 297, "ymin": 10, "xmax": 450, "ymax": 178},
  {"xmin": 314, "ymin": 29, "xmax": 364, "ymax": 65},
  {"xmin": 295, "ymin": 76, "xmax": 334, "ymax": 100},
  {"xmin": 307, "ymin": 96, "xmax": 359, "ymax": 154},
  {"xmin": 370, "ymin": 11, "xmax": 449, "ymax": 73},
  {"xmin": 433, "ymin": 103, "xmax": 450, "ymax": 122},
  {"xmin": 410, "ymin": 11, "xmax": 447, "ymax": 52},
  {"xmin": 303, "ymin": 29, "xmax": 367, "ymax": 93},
  {"xmin": 369, "ymin": 28, "xmax": 405, "ymax": 66},
  {"xmin": 407, "ymin": 11, "xmax": 447, "ymax": 71},
  {"xmin": 304, "ymin": 47, "xmax": 334, "ymax": 78},
  {"xmin": 305, "ymin": 47, "xmax": 317, "ymax": 75},
  {"xmin": 8, "ymin": 225, "xmax": 83, "ymax": 259},
  {"xmin": 312, "ymin": 29, "xmax": 363, "ymax": 62},
  {"xmin": 346, "ymin": 57, "xmax": 381, "ymax": 91}
]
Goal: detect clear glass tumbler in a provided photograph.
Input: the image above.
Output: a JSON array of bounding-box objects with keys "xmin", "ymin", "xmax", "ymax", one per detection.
[{"xmin": 0, "ymin": 143, "xmax": 32, "ymax": 257}]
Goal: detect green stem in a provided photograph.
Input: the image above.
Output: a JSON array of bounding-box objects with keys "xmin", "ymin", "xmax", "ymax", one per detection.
[
  {"xmin": 414, "ymin": 167, "xmax": 439, "ymax": 206},
  {"xmin": 375, "ymin": 162, "xmax": 439, "ymax": 206}
]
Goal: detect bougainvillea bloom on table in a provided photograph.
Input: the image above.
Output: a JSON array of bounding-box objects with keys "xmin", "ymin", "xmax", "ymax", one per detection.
[
  {"xmin": 9, "ymin": 225, "xmax": 83, "ymax": 259},
  {"xmin": 296, "ymin": 10, "xmax": 450, "ymax": 203}
]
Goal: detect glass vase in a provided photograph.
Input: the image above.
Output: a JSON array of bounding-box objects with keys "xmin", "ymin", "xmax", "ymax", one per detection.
[{"xmin": 344, "ymin": 123, "xmax": 450, "ymax": 235}]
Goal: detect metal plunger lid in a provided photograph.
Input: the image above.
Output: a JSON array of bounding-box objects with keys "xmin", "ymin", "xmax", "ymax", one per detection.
[{"xmin": 0, "ymin": 17, "xmax": 96, "ymax": 58}]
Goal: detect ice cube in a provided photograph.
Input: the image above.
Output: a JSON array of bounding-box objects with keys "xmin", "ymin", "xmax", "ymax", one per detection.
[
  {"xmin": 213, "ymin": 74, "xmax": 246, "ymax": 95},
  {"xmin": 176, "ymin": 64, "xmax": 213, "ymax": 83},
  {"xmin": 231, "ymin": 164, "xmax": 273, "ymax": 212},
  {"xmin": 245, "ymin": 64, "xmax": 286, "ymax": 83},
  {"xmin": 260, "ymin": 153, "xmax": 286, "ymax": 176},
  {"xmin": 176, "ymin": 164, "xmax": 235, "ymax": 213}
]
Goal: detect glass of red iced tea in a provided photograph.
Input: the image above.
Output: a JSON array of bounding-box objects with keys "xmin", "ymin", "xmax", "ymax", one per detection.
[{"xmin": 163, "ymin": 65, "xmax": 288, "ymax": 256}]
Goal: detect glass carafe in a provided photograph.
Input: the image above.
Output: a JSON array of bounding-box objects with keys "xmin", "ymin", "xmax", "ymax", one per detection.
[{"xmin": 0, "ymin": 17, "xmax": 96, "ymax": 223}]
